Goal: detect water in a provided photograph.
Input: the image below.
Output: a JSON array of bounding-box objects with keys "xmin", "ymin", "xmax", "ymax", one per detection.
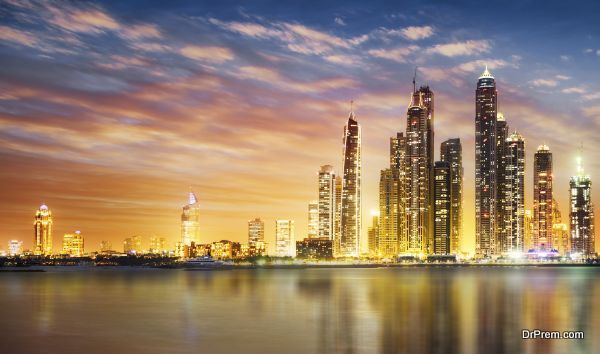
[{"xmin": 0, "ymin": 267, "xmax": 598, "ymax": 354}]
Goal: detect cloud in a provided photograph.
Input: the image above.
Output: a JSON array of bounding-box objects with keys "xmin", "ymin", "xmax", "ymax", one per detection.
[
  {"xmin": 584, "ymin": 92, "xmax": 600, "ymax": 100},
  {"xmin": 48, "ymin": 6, "xmax": 120, "ymax": 34},
  {"xmin": 529, "ymin": 79, "xmax": 558, "ymax": 87},
  {"xmin": 562, "ymin": 87, "xmax": 586, "ymax": 94},
  {"xmin": 180, "ymin": 45, "xmax": 234, "ymax": 63},
  {"xmin": 426, "ymin": 39, "xmax": 491, "ymax": 57},
  {"xmin": 120, "ymin": 24, "xmax": 162, "ymax": 40},
  {"xmin": 555, "ymin": 74, "xmax": 570, "ymax": 80},
  {"xmin": 324, "ymin": 55, "xmax": 362, "ymax": 66},
  {"xmin": 419, "ymin": 59, "xmax": 512, "ymax": 86},
  {"xmin": 368, "ymin": 45, "xmax": 419, "ymax": 63},
  {"xmin": 560, "ymin": 55, "xmax": 570, "ymax": 61},
  {"xmin": 334, "ymin": 17, "xmax": 346, "ymax": 26},
  {"xmin": 236, "ymin": 66, "xmax": 358, "ymax": 93},
  {"xmin": 398, "ymin": 26, "xmax": 434, "ymax": 40},
  {"xmin": 0, "ymin": 25, "xmax": 38, "ymax": 47}
]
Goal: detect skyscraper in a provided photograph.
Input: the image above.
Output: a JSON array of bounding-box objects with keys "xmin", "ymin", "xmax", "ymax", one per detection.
[
  {"xmin": 440, "ymin": 138, "xmax": 463, "ymax": 254},
  {"xmin": 275, "ymin": 219, "xmax": 295, "ymax": 257},
  {"xmin": 433, "ymin": 161, "xmax": 451, "ymax": 255},
  {"xmin": 8, "ymin": 240, "xmax": 23, "ymax": 256},
  {"xmin": 404, "ymin": 86, "xmax": 434, "ymax": 254},
  {"xmin": 62, "ymin": 231, "xmax": 84, "ymax": 257},
  {"xmin": 34, "ymin": 204, "xmax": 53, "ymax": 256},
  {"xmin": 498, "ymin": 132, "xmax": 525, "ymax": 254},
  {"xmin": 552, "ymin": 200, "xmax": 570, "ymax": 255},
  {"xmin": 124, "ymin": 235, "xmax": 142, "ymax": 255},
  {"xmin": 318, "ymin": 165, "xmax": 336, "ymax": 240},
  {"xmin": 149, "ymin": 237, "xmax": 166, "ymax": 254},
  {"xmin": 378, "ymin": 168, "xmax": 399, "ymax": 257},
  {"xmin": 495, "ymin": 112, "xmax": 509, "ymax": 254},
  {"xmin": 533, "ymin": 145, "xmax": 553, "ymax": 250},
  {"xmin": 475, "ymin": 66, "xmax": 498, "ymax": 257},
  {"xmin": 340, "ymin": 108, "xmax": 361, "ymax": 257},
  {"xmin": 391, "ymin": 133, "xmax": 407, "ymax": 253},
  {"xmin": 308, "ymin": 201, "xmax": 319, "ymax": 239},
  {"xmin": 181, "ymin": 191, "xmax": 200, "ymax": 246},
  {"xmin": 367, "ymin": 211, "xmax": 380, "ymax": 257},
  {"xmin": 248, "ymin": 218, "xmax": 265, "ymax": 247},
  {"xmin": 334, "ymin": 175, "xmax": 342, "ymax": 255},
  {"xmin": 569, "ymin": 156, "xmax": 595, "ymax": 257}
]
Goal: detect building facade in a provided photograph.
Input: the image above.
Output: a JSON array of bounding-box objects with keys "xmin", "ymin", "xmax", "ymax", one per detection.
[
  {"xmin": 275, "ymin": 219, "xmax": 295, "ymax": 257},
  {"xmin": 34, "ymin": 204, "xmax": 53, "ymax": 256},
  {"xmin": 308, "ymin": 201, "xmax": 319, "ymax": 239},
  {"xmin": 569, "ymin": 157, "xmax": 595, "ymax": 257},
  {"xmin": 475, "ymin": 66, "xmax": 498, "ymax": 257},
  {"xmin": 8, "ymin": 240, "xmax": 23, "ymax": 256},
  {"xmin": 433, "ymin": 161, "xmax": 451, "ymax": 255},
  {"xmin": 340, "ymin": 110, "xmax": 361, "ymax": 257},
  {"xmin": 367, "ymin": 212, "xmax": 379, "ymax": 257},
  {"xmin": 62, "ymin": 231, "xmax": 84, "ymax": 257},
  {"xmin": 440, "ymin": 138, "xmax": 463, "ymax": 254},
  {"xmin": 296, "ymin": 238, "xmax": 333, "ymax": 259},
  {"xmin": 378, "ymin": 168, "xmax": 400, "ymax": 257},
  {"xmin": 124, "ymin": 235, "xmax": 142, "ymax": 255},
  {"xmin": 318, "ymin": 165, "xmax": 336, "ymax": 240},
  {"xmin": 533, "ymin": 145, "xmax": 553, "ymax": 250},
  {"xmin": 498, "ymin": 132, "xmax": 525, "ymax": 254},
  {"xmin": 181, "ymin": 191, "xmax": 200, "ymax": 246}
]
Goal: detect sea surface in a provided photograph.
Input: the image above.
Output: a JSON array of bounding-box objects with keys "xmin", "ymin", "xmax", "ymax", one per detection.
[{"xmin": 0, "ymin": 266, "xmax": 598, "ymax": 354}]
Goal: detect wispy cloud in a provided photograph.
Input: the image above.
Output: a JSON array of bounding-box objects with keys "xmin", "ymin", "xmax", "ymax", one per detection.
[
  {"xmin": 334, "ymin": 17, "xmax": 346, "ymax": 26},
  {"xmin": 368, "ymin": 45, "xmax": 419, "ymax": 63},
  {"xmin": 398, "ymin": 25, "xmax": 434, "ymax": 40},
  {"xmin": 426, "ymin": 39, "xmax": 491, "ymax": 57},
  {"xmin": 562, "ymin": 87, "xmax": 586, "ymax": 94},
  {"xmin": 0, "ymin": 25, "xmax": 38, "ymax": 47},
  {"xmin": 180, "ymin": 45, "xmax": 234, "ymax": 63},
  {"xmin": 529, "ymin": 79, "xmax": 558, "ymax": 87}
]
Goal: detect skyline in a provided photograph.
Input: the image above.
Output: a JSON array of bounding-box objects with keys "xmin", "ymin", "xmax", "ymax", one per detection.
[{"xmin": 1, "ymin": 0, "xmax": 600, "ymax": 254}]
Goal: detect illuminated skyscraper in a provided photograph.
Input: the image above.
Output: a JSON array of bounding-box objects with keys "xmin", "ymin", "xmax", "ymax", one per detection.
[
  {"xmin": 275, "ymin": 219, "xmax": 295, "ymax": 257},
  {"xmin": 475, "ymin": 66, "xmax": 498, "ymax": 257},
  {"xmin": 378, "ymin": 168, "xmax": 399, "ymax": 257},
  {"xmin": 340, "ymin": 107, "xmax": 361, "ymax": 257},
  {"xmin": 248, "ymin": 218, "xmax": 265, "ymax": 246},
  {"xmin": 367, "ymin": 212, "xmax": 380, "ymax": 257},
  {"xmin": 308, "ymin": 201, "xmax": 319, "ymax": 239},
  {"xmin": 440, "ymin": 138, "xmax": 463, "ymax": 254},
  {"xmin": 8, "ymin": 240, "xmax": 23, "ymax": 256},
  {"xmin": 334, "ymin": 175, "xmax": 342, "ymax": 254},
  {"xmin": 523, "ymin": 210, "xmax": 533, "ymax": 251},
  {"xmin": 404, "ymin": 86, "xmax": 434, "ymax": 254},
  {"xmin": 495, "ymin": 113, "xmax": 509, "ymax": 254},
  {"xmin": 100, "ymin": 240, "xmax": 113, "ymax": 253},
  {"xmin": 570, "ymin": 156, "xmax": 595, "ymax": 256},
  {"xmin": 181, "ymin": 191, "xmax": 200, "ymax": 246},
  {"xmin": 62, "ymin": 231, "xmax": 84, "ymax": 257},
  {"xmin": 318, "ymin": 165, "xmax": 336, "ymax": 240},
  {"xmin": 433, "ymin": 161, "xmax": 451, "ymax": 255},
  {"xmin": 390, "ymin": 133, "xmax": 407, "ymax": 253},
  {"xmin": 552, "ymin": 200, "xmax": 569, "ymax": 254},
  {"xmin": 533, "ymin": 145, "xmax": 553, "ymax": 250},
  {"xmin": 498, "ymin": 132, "xmax": 525, "ymax": 253},
  {"xmin": 33, "ymin": 204, "xmax": 53, "ymax": 256}
]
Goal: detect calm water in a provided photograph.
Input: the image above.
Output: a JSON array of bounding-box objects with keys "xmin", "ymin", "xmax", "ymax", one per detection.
[{"xmin": 0, "ymin": 267, "xmax": 598, "ymax": 354}]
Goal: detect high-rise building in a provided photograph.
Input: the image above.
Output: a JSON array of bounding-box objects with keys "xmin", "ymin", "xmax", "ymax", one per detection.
[
  {"xmin": 340, "ymin": 108, "xmax": 361, "ymax": 257},
  {"xmin": 495, "ymin": 113, "xmax": 509, "ymax": 255},
  {"xmin": 308, "ymin": 201, "xmax": 319, "ymax": 239},
  {"xmin": 440, "ymin": 138, "xmax": 463, "ymax": 254},
  {"xmin": 275, "ymin": 220, "xmax": 295, "ymax": 257},
  {"xmin": 367, "ymin": 212, "xmax": 380, "ymax": 257},
  {"xmin": 318, "ymin": 165, "xmax": 336, "ymax": 240},
  {"xmin": 34, "ymin": 204, "xmax": 53, "ymax": 256},
  {"xmin": 62, "ymin": 231, "xmax": 84, "ymax": 257},
  {"xmin": 124, "ymin": 235, "xmax": 142, "ymax": 255},
  {"xmin": 8, "ymin": 240, "xmax": 23, "ymax": 256},
  {"xmin": 404, "ymin": 86, "xmax": 434, "ymax": 254},
  {"xmin": 248, "ymin": 218, "xmax": 265, "ymax": 247},
  {"xmin": 149, "ymin": 237, "xmax": 166, "ymax": 254},
  {"xmin": 533, "ymin": 145, "xmax": 553, "ymax": 250},
  {"xmin": 378, "ymin": 168, "xmax": 399, "ymax": 258},
  {"xmin": 475, "ymin": 66, "xmax": 498, "ymax": 257},
  {"xmin": 100, "ymin": 240, "xmax": 113, "ymax": 253},
  {"xmin": 334, "ymin": 175, "xmax": 342, "ymax": 255},
  {"xmin": 391, "ymin": 133, "xmax": 407, "ymax": 253},
  {"xmin": 570, "ymin": 156, "xmax": 595, "ymax": 257},
  {"xmin": 498, "ymin": 132, "xmax": 525, "ymax": 254},
  {"xmin": 552, "ymin": 200, "xmax": 569, "ymax": 254},
  {"xmin": 523, "ymin": 209, "xmax": 533, "ymax": 251},
  {"xmin": 433, "ymin": 161, "xmax": 451, "ymax": 255},
  {"xmin": 181, "ymin": 191, "xmax": 200, "ymax": 246}
]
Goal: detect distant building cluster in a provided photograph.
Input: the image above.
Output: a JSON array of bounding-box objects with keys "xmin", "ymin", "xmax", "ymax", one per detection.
[{"xmin": 2, "ymin": 68, "xmax": 595, "ymax": 262}]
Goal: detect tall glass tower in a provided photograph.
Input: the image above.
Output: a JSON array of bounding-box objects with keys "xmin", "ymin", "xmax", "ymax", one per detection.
[
  {"xmin": 181, "ymin": 191, "xmax": 200, "ymax": 246},
  {"xmin": 570, "ymin": 156, "xmax": 595, "ymax": 257},
  {"xmin": 440, "ymin": 138, "xmax": 463, "ymax": 255},
  {"xmin": 475, "ymin": 66, "xmax": 498, "ymax": 257},
  {"xmin": 34, "ymin": 204, "xmax": 53, "ymax": 256},
  {"xmin": 340, "ymin": 108, "xmax": 361, "ymax": 257},
  {"xmin": 533, "ymin": 145, "xmax": 553, "ymax": 250},
  {"xmin": 318, "ymin": 165, "xmax": 336, "ymax": 240},
  {"xmin": 498, "ymin": 132, "xmax": 525, "ymax": 253}
]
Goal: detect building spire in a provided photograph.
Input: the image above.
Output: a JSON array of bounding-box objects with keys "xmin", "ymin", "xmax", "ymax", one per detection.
[
  {"xmin": 479, "ymin": 64, "xmax": 494, "ymax": 79},
  {"xmin": 413, "ymin": 67, "xmax": 417, "ymax": 93},
  {"xmin": 188, "ymin": 188, "xmax": 198, "ymax": 205}
]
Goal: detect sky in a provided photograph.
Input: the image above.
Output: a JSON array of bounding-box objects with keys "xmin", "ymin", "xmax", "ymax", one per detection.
[{"xmin": 0, "ymin": 0, "xmax": 599, "ymax": 254}]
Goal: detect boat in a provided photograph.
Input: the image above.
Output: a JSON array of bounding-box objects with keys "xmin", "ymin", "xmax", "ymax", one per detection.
[{"xmin": 183, "ymin": 256, "xmax": 232, "ymax": 270}]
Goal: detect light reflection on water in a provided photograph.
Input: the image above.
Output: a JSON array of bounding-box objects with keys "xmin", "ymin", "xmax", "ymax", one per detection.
[{"xmin": 0, "ymin": 267, "xmax": 598, "ymax": 354}]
